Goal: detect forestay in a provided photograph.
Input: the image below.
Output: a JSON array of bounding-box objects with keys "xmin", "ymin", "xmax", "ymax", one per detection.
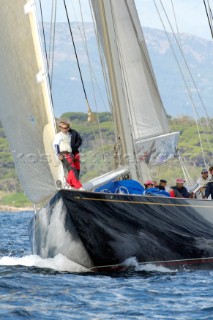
[{"xmin": 0, "ymin": 0, "xmax": 61, "ymax": 203}]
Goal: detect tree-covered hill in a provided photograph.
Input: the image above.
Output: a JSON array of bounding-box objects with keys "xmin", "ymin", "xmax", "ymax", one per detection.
[
  {"xmin": 0, "ymin": 114, "xmax": 212, "ymax": 207},
  {"xmin": 0, "ymin": 123, "xmax": 21, "ymax": 193},
  {"xmin": 171, "ymin": 116, "xmax": 213, "ymax": 165}
]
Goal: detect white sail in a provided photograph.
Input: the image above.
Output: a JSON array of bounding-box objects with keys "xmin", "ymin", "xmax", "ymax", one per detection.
[
  {"xmin": 91, "ymin": 0, "xmax": 179, "ymax": 166},
  {"xmin": 0, "ymin": 0, "xmax": 60, "ymax": 203}
]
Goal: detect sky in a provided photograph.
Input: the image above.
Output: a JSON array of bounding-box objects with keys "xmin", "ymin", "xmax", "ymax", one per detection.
[{"xmin": 37, "ymin": 0, "xmax": 213, "ymax": 40}]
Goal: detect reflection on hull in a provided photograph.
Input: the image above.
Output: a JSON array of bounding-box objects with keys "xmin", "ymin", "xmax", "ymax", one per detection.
[{"xmin": 30, "ymin": 189, "xmax": 213, "ymax": 270}]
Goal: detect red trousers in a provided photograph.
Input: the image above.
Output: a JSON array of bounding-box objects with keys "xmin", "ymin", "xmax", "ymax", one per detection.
[
  {"xmin": 66, "ymin": 170, "xmax": 82, "ymax": 189},
  {"xmin": 62, "ymin": 153, "xmax": 82, "ymax": 189},
  {"xmin": 73, "ymin": 152, "xmax": 80, "ymax": 171}
]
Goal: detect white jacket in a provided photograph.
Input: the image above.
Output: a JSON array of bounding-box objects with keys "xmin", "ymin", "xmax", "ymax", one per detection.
[{"xmin": 53, "ymin": 132, "xmax": 72, "ymax": 154}]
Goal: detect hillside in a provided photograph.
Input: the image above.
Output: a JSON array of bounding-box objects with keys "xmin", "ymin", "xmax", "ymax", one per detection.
[
  {"xmin": 0, "ymin": 114, "xmax": 212, "ymax": 207},
  {"xmin": 42, "ymin": 23, "xmax": 213, "ymax": 118}
]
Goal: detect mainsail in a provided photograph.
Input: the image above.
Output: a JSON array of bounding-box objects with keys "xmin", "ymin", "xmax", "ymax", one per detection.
[
  {"xmin": 91, "ymin": 0, "xmax": 179, "ymax": 167},
  {"xmin": 0, "ymin": 0, "xmax": 60, "ymax": 203}
]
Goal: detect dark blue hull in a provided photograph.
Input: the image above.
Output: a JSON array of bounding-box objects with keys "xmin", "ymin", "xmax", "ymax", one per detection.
[{"xmin": 30, "ymin": 189, "xmax": 213, "ymax": 270}]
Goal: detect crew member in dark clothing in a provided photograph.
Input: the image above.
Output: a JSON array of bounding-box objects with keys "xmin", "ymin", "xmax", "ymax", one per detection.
[
  {"xmin": 53, "ymin": 121, "xmax": 82, "ymax": 189},
  {"xmin": 157, "ymin": 179, "xmax": 167, "ymax": 191},
  {"xmin": 170, "ymin": 178, "xmax": 189, "ymax": 198},
  {"xmin": 204, "ymin": 166, "xmax": 213, "ymax": 199},
  {"xmin": 55, "ymin": 121, "xmax": 82, "ymax": 177}
]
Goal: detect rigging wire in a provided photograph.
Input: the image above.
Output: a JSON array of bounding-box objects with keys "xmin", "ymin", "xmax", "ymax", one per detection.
[
  {"xmin": 79, "ymin": 0, "xmax": 114, "ymax": 171},
  {"xmin": 203, "ymin": 0, "xmax": 213, "ymax": 39},
  {"xmin": 169, "ymin": 0, "xmax": 213, "ymax": 164},
  {"xmin": 88, "ymin": 1, "xmax": 127, "ymax": 168},
  {"xmin": 169, "ymin": 0, "xmax": 213, "ymax": 160},
  {"xmin": 68, "ymin": 0, "xmax": 113, "ymax": 171},
  {"xmin": 90, "ymin": 20, "xmax": 123, "ymax": 169},
  {"xmin": 156, "ymin": 0, "xmax": 213, "ymax": 128},
  {"xmin": 117, "ymin": 0, "xmax": 169, "ymax": 180},
  {"xmin": 170, "ymin": 0, "xmax": 181, "ymax": 44},
  {"xmin": 123, "ymin": 0, "xmax": 172, "ymax": 167},
  {"xmin": 88, "ymin": 1, "xmax": 115, "ymax": 120},
  {"xmin": 62, "ymin": 0, "xmax": 94, "ymax": 123},
  {"xmin": 178, "ymin": 153, "xmax": 195, "ymax": 185},
  {"xmin": 70, "ymin": 1, "xmax": 111, "ymax": 115},
  {"xmin": 37, "ymin": 0, "xmax": 55, "ymax": 109},
  {"xmin": 153, "ymin": 0, "xmax": 213, "ymax": 165},
  {"xmin": 107, "ymin": 1, "xmax": 142, "ymax": 176},
  {"xmin": 48, "ymin": 0, "xmax": 57, "ymax": 88}
]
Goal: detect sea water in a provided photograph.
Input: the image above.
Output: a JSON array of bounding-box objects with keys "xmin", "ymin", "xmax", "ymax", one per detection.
[{"xmin": 1, "ymin": 211, "xmax": 213, "ymax": 320}]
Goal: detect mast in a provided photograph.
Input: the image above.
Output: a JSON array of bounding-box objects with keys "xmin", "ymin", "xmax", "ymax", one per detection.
[
  {"xmin": 91, "ymin": 0, "xmax": 138, "ymax": 180},
  {"xmin": 91, "ymin": 0, "xmax": 179, "ymax": 180}
]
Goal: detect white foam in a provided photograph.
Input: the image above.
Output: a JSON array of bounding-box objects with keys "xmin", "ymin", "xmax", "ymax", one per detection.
[
  {"xmin": 122, "ymin": 256, "xmax": 177, "ymax": 273},
  {"xmin": 33, "ymin": 198, "xmax": 93, "ymax": 268},
  {"xmin": 0, "ymin": 253, "xmax": 91, "ymax": 273}
]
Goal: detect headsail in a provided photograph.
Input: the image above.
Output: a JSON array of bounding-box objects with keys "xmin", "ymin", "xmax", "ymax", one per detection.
[
  {"xmin": 91, "ymin": 0, "xmax": 179, "ymax": 167},
  {"xmin": 0, "ymin": 0, "xmax": 60, "ymax": 203}
]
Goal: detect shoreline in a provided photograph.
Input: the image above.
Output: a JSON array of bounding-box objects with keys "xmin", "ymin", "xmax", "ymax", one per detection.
[{"xmin": 0, "ymin": 205, "xmax": 34, "ymax": 212}]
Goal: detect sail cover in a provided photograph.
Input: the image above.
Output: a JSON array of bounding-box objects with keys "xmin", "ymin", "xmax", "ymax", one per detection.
[
  {"xmin": 91, "ymin": 0, "xmax": 179, "ymax": 164},
  {"xmin": 0, "ymin": 1, "xmax": 60, "ymax": 203}
]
